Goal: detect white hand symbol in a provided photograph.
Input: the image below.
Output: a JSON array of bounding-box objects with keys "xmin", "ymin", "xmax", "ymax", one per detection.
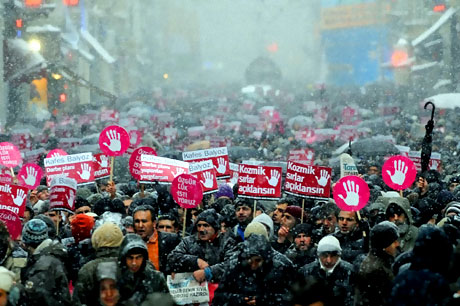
[
  {"xmin": 103, "ymin": 130, "xmax": 122, "ymax": 152},
  {"xmin": 200, "ymin": 171, "xmax": 214, "ymax": 188},
  {"xmin": 386, "ymin": 160, "xmax": 408, "ymax": 186},
  {"xmin": 214, "ymin": 158, "xmax": 227, "ymax": 174},
  {"xmin": 266, "ymin": 170, "xmax": 280, "ymax": 187},
  {"xmin": 77, "ymin": 163, "xmax": 92, "ymax": 180},
  {"xmin": 66, "ymin": 190, "xmax": 75, "ymax": 209},
  {"xmin": 230, "ymin": 173, "xmax": 238, "ymax": 185},
  {"xmin": 11, "ymin": 189, "xmax": 26, "ymax": 206},
  {"xmin": 21, "ymin": 167, "xmax": 37, "ymax": 186},
  {"xmin": 430, "ymin": 160, "xmax": 439, "ymax": 170},
  {"xmin": 338, "ymin": 180, "xmax": 360, "ymax": 206},
  {"xmin": 315, "ymin": 169, "xmax": 330, "ymax": 187},
  {"xmin": 98, "ymin": 155, "xmax": 109, "ymax": 168},
  {"xmin": 172, "ymin": 168, "xmax": 186, "ymax": 178},
  {"xmin": 51, "ymin": 153, "xmax": 61, "ymax": 158}
]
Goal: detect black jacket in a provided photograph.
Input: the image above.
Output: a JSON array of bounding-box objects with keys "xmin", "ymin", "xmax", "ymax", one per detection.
[
  {"xmin": 212, "ymin": 234, "xmax": 295, "ymax": 306},
  {"xmin": 157, "ymin": 231, "xmax": 181, "ymax": 274},
  {"xmin": 21, "ymin": 239, "xmax": 71, "ymax": 306}
]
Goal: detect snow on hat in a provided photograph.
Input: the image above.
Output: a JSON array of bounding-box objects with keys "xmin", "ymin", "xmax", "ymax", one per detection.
[
  {"xmin": 22, "ymin": 219, "xmax": 48, "ymax": 247},
  {"xmin": 244, "ymin": 222, "xmax": 268, "ymax": 241},
  {"xmin": 91, "ymin": 222, "xmax": 123, "ymax": 250},
  {"xmin": 253, "ymin": 213, "xmax": 274, "ymax": 238},
  {"xmin": 292, "ymin": 223, "xmax": 313, "ymax": 238},
  {"xmin": 446, "ymin": 202, "xmax": 460, "ymax": 216},
  {"xmin": 194, "ymin": 209, "xmax": 220, "ymax": 232},
  {"xmin": 97, "ymin": 261, "xmax": 118, "ymax": 282},
  {"xmin": 71, "ymin": 214, "xmax": 95, "ymax": 243},
  {"xmin": 216, "ymin": 184, "xmax": 234, "ymax": 200},
  {"xmin": 317, "ymin": 235, "xmax": 342, "ymax": 255},
  {"xmin": 0, "ymin": 267, "xmax": 15, "ymax": 292},
  {"xmin": 370, "ymin": 221, "xmax": 399, "ymax": 250}
]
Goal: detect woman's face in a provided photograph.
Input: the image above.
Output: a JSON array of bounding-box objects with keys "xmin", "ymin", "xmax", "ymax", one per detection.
[{"xmin": 100, "ymin": 279, "xmax": 120, "ymax": 306}]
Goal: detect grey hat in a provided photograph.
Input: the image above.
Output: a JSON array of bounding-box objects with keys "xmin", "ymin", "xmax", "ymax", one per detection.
[
  {"xmin": 317, "ymin": 235, "xmax": 342, "ymax": 255},
  {"xmin": 22, "ymin": 219, "xmax": 48, "ymax": 247}
]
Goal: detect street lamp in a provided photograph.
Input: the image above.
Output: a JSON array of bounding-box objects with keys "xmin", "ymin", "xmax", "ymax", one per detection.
[{"xmin": 28, "ymin": 39, "xmax": 41, "ymax": 52}]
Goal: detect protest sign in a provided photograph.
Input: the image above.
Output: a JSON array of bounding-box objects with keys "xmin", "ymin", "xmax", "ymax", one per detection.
[
  {"xmin": 44, "ymin": 152, "xmax": 94, "ymax": 186},
  {"xmin": 284, "ymin": 161, "xmax": 331, "ymax": 199},
  {"xmin": 182, "ymin": 147, "xmax": 230, "ymax": 179},
  {"xmin": 333, "ymin": 176, "xmax": 370, "ymax": 212},
  {"xmin": 0, "ymin": 183, "xmax": 28, "ymax": 217},
  {"xmin": 18, "ymin": 163, "xmax": 43, "ymax": 190},
  {"xmin": 229, "ymin": 162, "xmax": 239, "ymax": 185},
  {"xmin": 189, "ymin": 160, "xmax": 218, "ymax": 194},
  {"xmin": 0, "ymin": 142, "xmax": 22, "ymax": 168},
  {"xmin": 49, "ymin": 176, "xmax": 77, "ymax": 212},
  {"xmin": 167, "ymin": 273, "xmax": 210, "ymax": 305},
  {"xmin": 93, "ymin": 153, "xmax": 111, "ymax": 180},
  {"xmin": 340, "ymin": 153, "xmax": 359, "ymax": 178},
  {"xmin": 140, "ymin": 155, "xmax": 189, "ymax": 184},
  {"xmin": 46, "ymin": 149, "xmax": 68, "ymax": 158},
  {"xmin": 0, "ymin": 210, "xmax": 21, "ymax": 240},
  {"xmin": 171, "ymin": 174, "xmax": 203, "ymax": 209},
  {"xmin": 382, "ymin": 156, "xmax": 417, "ymax": 191},
  {"xmin": 99, "ymin": 125, "xmax": 130, "ymax": 156},
  {"xmin": 288, "ymin": 148, "xmax": 315, "ymax": 164},
  {"xmin": 237, "ymin": 164, "xmax": 282, "ymax": 200},
  {"xmin": 408, "ymin": 151, "xmax": 442, "ymax": 172},
  {"xmin": 129, "ymin": 147, "xmax": 157, "ymax": 180}
]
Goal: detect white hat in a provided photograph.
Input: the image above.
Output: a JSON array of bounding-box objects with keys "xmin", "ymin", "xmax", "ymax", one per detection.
[
  {"xmin": 0, "ymin": 267, "xmax": 15, "ymax": 292},
  {"xmin": 317, "ymin": 235, "xmax": 342, "ymax": 255}
]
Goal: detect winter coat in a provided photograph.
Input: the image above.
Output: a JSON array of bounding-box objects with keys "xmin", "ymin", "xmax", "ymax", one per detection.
[
  {"xmin": 118, "ymin": 234, "xmax": 169, "ymax": 305},
  {"xmin": 333, "ymin": 230, "xmax": 366, "ymax": 263},
  {"xmin": 385, "ymin": 197, "xmax": 418, "ymax": 252},
  {"xmin": 284, "ymin": 244, "xmax": 316, "ymax": 268},
  {"xmin": 167, "ymin": 233, "xmax": 236, "ymax": 282},
  {"xmin": 212, "ymin": 234, "xmax": 295, "ymax": 306},
  {"xmin": 72, "ymin": 247, "xmax": 119, "ymax": 306},
  {"xmin": 157, "ymin": 231, "xmax": 181, "ymax": 274},
  {"xmin": 354, "ymin": 251, "xmax": 395, "ymax": 306},
  {"xmin": 62, "ymin": 237, "xmax": 95, "ymax": 283},
  {"xmin": 1, "ymin": 243, "xmax": 27, "ymax": 282},
  {"xmin": 299, "ymin": 259, "xmax": 355, "ymax": 306},
  {"xmin": 21, "ymin": 239, "xmax": 71, "ymax": 306}
]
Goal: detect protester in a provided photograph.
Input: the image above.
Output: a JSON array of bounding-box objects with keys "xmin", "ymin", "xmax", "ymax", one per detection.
[{"xmin": 284, "ymin": 223, "xmax": 316, "ymax": 268}]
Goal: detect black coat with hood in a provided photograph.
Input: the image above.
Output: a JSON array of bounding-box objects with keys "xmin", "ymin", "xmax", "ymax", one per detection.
[
  {"xmin": 385, "ymin": 197, "xmax": 418, "ymax": 252},
  {"xmin": 21, "ymin": 239, "xmax": 71, "ymax": 306},
  {"xmin": 212, "ymin": 234, "xmax": 295, "ymax": 306},
  {"xmin": 167, "ymin": 209, "xmax": 236, "ymax": 282},
  {"xmin": 118, "ymin": 234, "xmax": 169, "ymax": 305}
]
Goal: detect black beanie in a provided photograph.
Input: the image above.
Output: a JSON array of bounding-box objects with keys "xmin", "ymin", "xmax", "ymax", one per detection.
[
  {"xmin": 194, "ymin": 209, "xmax": 220, "ymax": 232},
  {"xmin": 292, "ymin": 223, "xmax": 313, "ymax": 238},
  {"xmin": 370, "ymin": 221, "xmax": 399, "ymax": 251}
]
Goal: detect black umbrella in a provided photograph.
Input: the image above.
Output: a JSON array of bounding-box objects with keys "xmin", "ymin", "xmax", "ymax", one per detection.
[
  {"xmin": 421, "ymin": 102, "xmax": 435, "ymax": 173},
  {"xmin": 351, "ymin": 138, "xmax": 400, "ymax": 157},
  {"xmin": 228, "ymin": 146, "xmax": 261, "ymax": 161}
]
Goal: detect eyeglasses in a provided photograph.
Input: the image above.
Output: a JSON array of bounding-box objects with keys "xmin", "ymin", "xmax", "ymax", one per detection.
[{"xmin": 338, "ymin": 217, "xmax": 355, "ymax": 222}]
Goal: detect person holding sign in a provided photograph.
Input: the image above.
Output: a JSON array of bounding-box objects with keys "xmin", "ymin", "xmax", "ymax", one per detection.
[{"xmin": 167, "ymin": 209, "xmax": 237, "ymax": 283}]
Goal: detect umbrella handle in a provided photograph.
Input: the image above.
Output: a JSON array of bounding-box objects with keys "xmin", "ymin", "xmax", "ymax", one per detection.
[{"xmin": 424, "ymin": 101, "xmax": 435, "ymax": 121}]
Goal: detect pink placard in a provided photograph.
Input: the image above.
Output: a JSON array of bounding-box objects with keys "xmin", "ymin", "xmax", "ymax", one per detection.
[
  {"xmin": 171, "ymin": 174, "xmax": 203, "ymax": 209},
  {"xmin": 284, "ymin": 161, "xmax": 331, "ymax": 199},
  {"xmin": 18, "ymin": 163, "xmax": 43, "ymax": 190},
  {"xmin": 129, "ymin": 147, "xmax": 157, "ymax": 180},
  {"xmin": 333, "ymin": 176, "xmax": 370, "ymax": 212},
  {"xmin": 93, "ymin": 153, "xmax": 111, "ymax": 180},
  {"xmin": 0, "ymin": 210, "xmax": 22, "ymax": 240},
  {"xmin": 129, "ymin": 130, "xmax": 143, "ymax": 147},
  {"xmin": 139, "ymin": 155, "xmax": 189, "ymax": 184},
  {"xmin": 189, "ymin": 160, "xmax": 218, "ymax": 195},
  {"xmin": 46, "ymin": 149, "xmax": 68, "ymax": 159},
  {"xmin": 0, "ymin": 142, "xmax": 22, "ymax": 168},
  {"xmin": 0, "ymin": 183, "xmax": 28, "ymax": 217},
  {"xmin": 182, "ymin": 147, "xmax": 230, "ymax": 179},
  {"xmin": 99, "ymin": 125, "xmax": 130, "ymax": 156},
  {"xmin": 382, "ymin": 155, "xmax": 417, "ymax": 191},
  {"xmin": 49, "ymin": 176, "xmax": 77, "ymax": 212},
  {"xmin": 237, "ymin": 164, "xmax": 282, "ymax": 200},
  {"xmin": 44, "ymin": 153, "xmax": 94, "ymax": 186}
]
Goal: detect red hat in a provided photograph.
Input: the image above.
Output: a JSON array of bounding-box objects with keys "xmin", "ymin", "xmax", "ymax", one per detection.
[
  {"xmin": 284, "ymin": 205, "xmax": 306, "ymax": 223},
  {"xmin": 71, "ymin": 214, "xmax": 95, "ymax": 243}
]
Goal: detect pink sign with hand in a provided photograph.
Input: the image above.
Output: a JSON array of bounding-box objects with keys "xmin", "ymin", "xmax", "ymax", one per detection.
[
  {"xmin": 0, "ymin": 210, "xmax": 22, "ymax": 240},
  {"xmin": 99, "ymin": 125, "xmax": 130, "ymax": 156},
  {"xmin": 18, "ymin": 163, "xmax": 43, "ymax": 190},
  {"xmin": 0, "ymin": 142, "xmax": 22, "ymax": 168},
  {"xmin": 46, "ymin": 149, "xmax": 68, "ymax": 158},
  {"xmin": 333, "ymin": 176, "xmax": 370, "ymax": 211},
  {"xmin": 382, "ymin": 155, "xmax": 417, "ymax": 191},
  {"xmin": 171, "ymin": 174, "xmax": 203, "ymax": 209}
]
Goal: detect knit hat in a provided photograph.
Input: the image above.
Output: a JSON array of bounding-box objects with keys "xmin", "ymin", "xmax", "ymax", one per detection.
[
  {"xmin": 194, "ymin": 209, "xmax": 220, "ymax": 232},
  {"xmin": 91, "ymin": 222, "xmax": 124, "ymax": 250},
  {"xmin": 285, "ymin": 205, "xmax": 306, "ymax": 223},
  {"xmin": 317, "ymin": 236, "xmax": 342, "ymax": 255},
  {"xmin": 0, "ymin": 267, "xmax": 15, "ymax": 292},
  {"xmin": 216, "ymin": 184, "xmax": 234, "ymax": 200},
  {"xmin": 36, "ymin": 185, "xmax": 48, "ymax": 193},
  {"xmin": 446, "ymin": 202, "xmax": 460, "ymax": 216},
  {"xmin": 370, "ymin": 221, "xmax": 399, "ymax": 250},
  {"xmin": 253, "ymin": 213, "xmax": 274, "ymax": 238},
  {"xmin": 22, "ymin": 219, "xmax": 48, "ymax": 247},
  {"xmin": 244, "ymin": 222, "xmax": 268, "ymax": 241},
  {"xmin": 71, "ymin": 214, "xmax": 95, "ymax": 243},
  {"xmin": 292, "ymin": 223, "xmax": 313, "ymax": 238},
  {"xmin": 97, "ymin": 261, "xmax": 118, "ymax": 282},
  {"xmin": 33, "ymin": 215, "xmax": 56, "ymax": 240}
]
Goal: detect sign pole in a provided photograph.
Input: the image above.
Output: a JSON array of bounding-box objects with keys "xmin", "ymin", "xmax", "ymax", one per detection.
[
  {"xmin": 109, "ymin": 157, "xmax": 115, "ymax": 182},
  {"xmin": 253, "ymin": 200, "xmax": 257, "ymax": 218},
  {"xmin": 141, "ymin": 183, "xmax": 145, "ymax": 198},
  {"xmin": 356, "ymin": 210, "xmax": 366, "ymax": 237},
  {"xmin": 400, "ymin": 190, "xmax": 403, "ymax": 197},
  {"xmin": 182, "ymin": 208, "xmax": 187, "ymax": 237},
  {"xmin": 56, "ymin": 216, "xmax": 60, "ymax": 237},
  {"xmin": 301, "ymin": 199, "xmax": 305, "ymax": 224}
]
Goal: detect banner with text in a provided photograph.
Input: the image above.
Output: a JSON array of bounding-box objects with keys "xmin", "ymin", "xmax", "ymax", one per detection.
[
  {"xmin": 140, "ymin": 155, "xmax": 189, "ymax": 184},
  {"xmin": 0, "ymin": 183, "xmax": 28, "ymax": 217},
  {"xmin": 44, "ymin": 152, "xmax": 95, "ymax": 186},
  {"xmin": 189, "ymin": 160, "xmax": 218, "ymax": 195},
  {"xmin": 238, "ymin": 164, "xmax": 282, "ymax": 200},
  {"xmin": 284, "ymin": 161, "xmax": 331, "ymax": 199},
  {"xmin": 49, "ymin": 176, "xmax": 77, "ymax": 212},
  {"xmin": 408, "ymin": 151, "xmax": 442, "ymax": 172},
  {"xmin": 182, "ymin": 147, "xmax": 230, "ymax": 179},
  {"xmin": 92, "ymin": 153, "xmax": 111, "ymax": 180},
  {"xmin": 288, "ymin": 148, "xmax": 315, "ymax": 164},
  {"xmin": 167, "ymin": 273, "xmax": 209, "ymax": 305}
]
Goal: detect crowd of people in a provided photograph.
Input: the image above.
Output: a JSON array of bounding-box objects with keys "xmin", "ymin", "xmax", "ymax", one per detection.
[{"xmin": 0, "ymin": 85, "xmax": 459, "ymax": 305}]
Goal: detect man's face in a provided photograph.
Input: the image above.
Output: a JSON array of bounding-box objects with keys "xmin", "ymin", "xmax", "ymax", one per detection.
[
  {"xmin": 295, "ymin": 233, "xmax": 312, "ymax": 251},
  {"xmin": 75, "ymin": 205, "xmax": 91, "ymax": 215},
  {"xmin": 23, "ymin": 210, "xmax": 32, "ymax": 223},
  {"xmin": 272, "ymin": 203, "xmax": 288, "ymax": 224},
  {"xmin": 384, "ymin": 240, "xmax": 400, "ymax": 257},
  {"xmin": 247, "ymin": 255, "xmax": 264, "ymax": 271},
  {"xmin": 46, "ymin": 210, "xmax": 62, "ymax": 224},
  {"xmin": 368, "ymin": 166, "xmax": 379, "ymax": 175},
  {"xmin": 319, "ymin": 252, "xmax": 340, "ymax": 270},
  {"xmin": 281, "ymin": 212, "xmax": 297, "ymax": 230},
  {"xmin": 126, "ymin": 253, "xmax": 144, "ymax": 273},
  {"xmin": 388, "ymin": 213, "xmax": 406, "ymax": 226},
  {"xmin": 338, "ymin": 211, "xmax": 357, "ymax": 234},
  {"xmin": 196, "ymin": 221, "xmax": 216, "ymax": 241},
  {"xmin": 38, "ymin": 189, "xmax": 49, "ymax": 200},
  {"xmin": 322, "ymin": 213, "xmax": 337, "ymax": 234},
  {"xmin": 449, "ymin": 182, "xmax": 459, "ymax": 192},
  {"xmin": 236, "ymin": 205, "xmax": 252, "ymax": 225},
  {"xmin": 123, "ymin": 199, "xmax": 132, "ymax": 214},
  {"xmin": 158, "ymin": 219, "xmax": 176, "ymax": 233},
  {"xmin": 133, "ymin": 210, "xmax": 155, "ymax": 241},
  {"xmin": 99, "ymin": 279, "xmax": 120, "ymax": 306}
]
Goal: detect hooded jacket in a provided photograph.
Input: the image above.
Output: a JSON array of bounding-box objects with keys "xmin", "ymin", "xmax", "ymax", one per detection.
[
  {"xmin": 212, "ymin": 234, "xmax": 294, "ymax": 306},
  {"xmin": 21, "ymin": 239, "xmax": 71, "ymax": 306},
  {"xmin": 118, "ymin": 234, "xmax": 169, "ymax": 305},
  {"xmin": 0, "ymin": 222, "xmax": 27, "ymax": 282},
  {"xmin": 385, "ymin": 197, "xmax": 418, "ymax": 252}
]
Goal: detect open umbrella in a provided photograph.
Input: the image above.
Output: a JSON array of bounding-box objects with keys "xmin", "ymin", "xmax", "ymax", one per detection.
[
  {"xmin": 424, "ymin": 93, "xmax": 460, "ymax": 109},
  {"xmin": 228, "ymin": 146, "xmax": 261, "ymax": 161},
  {"xmin": 351, "ymin": 138, "xmax": 399, "ymax": 157}
]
